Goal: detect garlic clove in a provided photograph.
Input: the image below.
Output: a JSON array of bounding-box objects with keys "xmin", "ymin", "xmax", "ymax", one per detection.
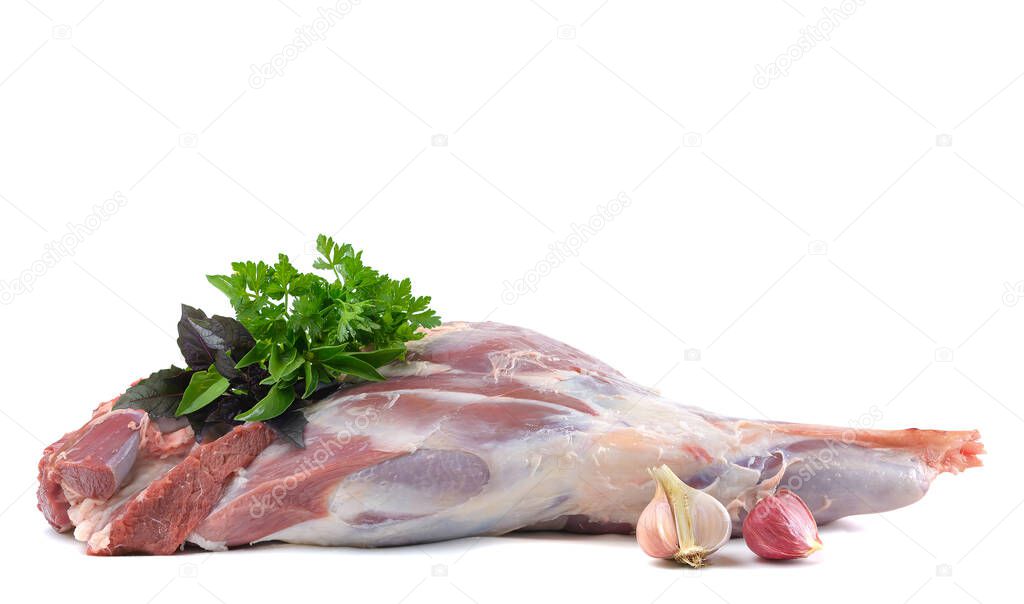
[
  {"xmin": 637, "ymin": 482, "xmax": 680, "ymax": 559},
  {"xmin": 742, "ymin": 488, "xmax": 823, "ymax": 560},
  {"xmin": 637, "ymin": 465, "xmax": 733, "ymax": 567}
]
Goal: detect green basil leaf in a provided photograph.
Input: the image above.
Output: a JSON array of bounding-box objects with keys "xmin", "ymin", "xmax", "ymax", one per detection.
[
  {"xmin": 280, "ymin": 355, "xmax": 305, "ymax": 379},
  {"xmin": 269, "ymin": 345, "xmax": 298, "ymax": 377},
  {"xmin": 235, "ymin": 383, "xmax": 296, "ymax": 422},
  {"xmin": 321, "ymin": 353, "xmax": 386, "ymax": 381},
  {"xmin": 277, "ymin": 371, "xmax": 300, "ymax": 388},
  {"xmin": 176, "ymin": 366, "xmax": 231, "ymax": 416},
  {"xmin": 302, "ymin": 362, "xmax": 319, "ymax": 398},
  {"xmin": 310, "ymin": 344, "xmax": 349, "ymax": 362},
  {"xmin": 347, "ymin": 346, "xmax": 405, "ymax": 368},
  {"xmin": 235, "ymin": 340, "xmax": 272, "ymax": 369}
]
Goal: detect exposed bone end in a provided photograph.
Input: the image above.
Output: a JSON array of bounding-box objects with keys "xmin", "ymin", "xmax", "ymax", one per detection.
[
  {"xmin": 754, "ymin": 422, "xmax": 985, "ymax": 475},
  {"xmin": 873, "ymin": 428, "xmax": 985, "ymax": 474},
  {"xmin": 928, "ymin": 430, "xmax": 984, "ymax": 474}
]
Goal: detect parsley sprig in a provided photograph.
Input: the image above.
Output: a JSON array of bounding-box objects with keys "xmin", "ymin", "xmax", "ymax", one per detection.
[
  {"xmin": 116, "ymin": 236, "xmax": 440, "ymax": 446},
  {"xmin": 201, "ymin": 235, "xmax": 440, "ymax": 422}
]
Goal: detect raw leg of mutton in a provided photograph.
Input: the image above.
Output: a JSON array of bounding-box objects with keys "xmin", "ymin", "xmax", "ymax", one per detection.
[{"xmin": 38, "ymin": 322, "xmax": 983, "ymax": 554}]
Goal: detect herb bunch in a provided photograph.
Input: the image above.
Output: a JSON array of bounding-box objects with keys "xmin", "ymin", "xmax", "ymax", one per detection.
[{"xmin": 114, "ymin": 235, "xmax": 440, "ymax": 446}]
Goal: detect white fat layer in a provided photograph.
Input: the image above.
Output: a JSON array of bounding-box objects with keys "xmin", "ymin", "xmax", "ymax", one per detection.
[
  {"xmin": 187, "ymin": 532, "xmax": 227, "ymax": 552},
  {"xmin": 88, "ymin": 526, "xmax": 110, "ymax": 552},
  {"xmin": 379, "ymin": 361, "xmax": 451, "ymax": 377}
]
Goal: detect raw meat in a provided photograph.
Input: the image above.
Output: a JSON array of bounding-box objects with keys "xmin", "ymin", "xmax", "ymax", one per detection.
[{"xmin": 37, "ymin": 322, "xmax": 983, "ymax": 555}]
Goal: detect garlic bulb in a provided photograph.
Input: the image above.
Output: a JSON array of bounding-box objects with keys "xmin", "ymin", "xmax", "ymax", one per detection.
[
  {"xmin": 637, "ymin": 465, "xmax": 732, "ymax": 567},
  {"xmin": 742, "ymin": 489, "xmax": 823, "ymax": 560}
]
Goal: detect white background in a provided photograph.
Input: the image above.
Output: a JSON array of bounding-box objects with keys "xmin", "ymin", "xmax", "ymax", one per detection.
[{"xmin": 0, "ymin": 1, "xmax": 1020, "ymax": 603}]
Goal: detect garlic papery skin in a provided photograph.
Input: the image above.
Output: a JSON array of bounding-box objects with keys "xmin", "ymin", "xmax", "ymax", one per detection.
[
  {"xmin": 637, "ymin": 465, "xmax": 732, "ymax": 567},
  {"xmin": 742, "ymin": 489, "xmax": 823, "ymax": 560},
  {"xmin": 637, "ymin": 482, "xmax": 680, "ymax": 559}
]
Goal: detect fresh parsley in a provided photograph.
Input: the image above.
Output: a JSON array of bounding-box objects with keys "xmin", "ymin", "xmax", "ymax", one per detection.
[{"xmin": 114, "ymin": 235, "xmax": 440, "ymax": 446}]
